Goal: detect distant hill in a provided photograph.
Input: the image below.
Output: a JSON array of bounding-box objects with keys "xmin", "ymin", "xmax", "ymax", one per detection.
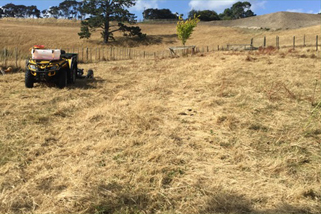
[{"xmin": 204, "ymin": 12, "xmax": 321, "ymax": 30}]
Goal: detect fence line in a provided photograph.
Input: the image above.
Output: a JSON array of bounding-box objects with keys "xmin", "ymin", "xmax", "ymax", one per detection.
[{"xmin": 1, "ymin": 35, "xmax": 320, "ymax": 68}]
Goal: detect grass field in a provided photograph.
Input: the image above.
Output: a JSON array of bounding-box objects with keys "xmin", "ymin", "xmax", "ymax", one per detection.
[{"xmin": 0, "ymin": 18, "xmax": 320, "ymax": 213}]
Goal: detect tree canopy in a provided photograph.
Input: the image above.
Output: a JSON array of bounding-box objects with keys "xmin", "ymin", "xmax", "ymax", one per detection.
[
  {"xmin": 0, "ymin": 3, "xmax": 40, "ymax": 18},
  {"xmin": 188, "ymin": 1, "xmax": 256, "ymax": 21},
  {"xmin": 188, "ymin": 9, "xmax": 220, "ymax": 21},
  {"xmin": 219, "ymin": 1, "xmax": 256, "ymax": 20},
  {"xmin": 143, "ymin": 8, "xmax": 177, "ymax": 20},
  {"xmin": 59, "ymin": 0, "xmax": 82, "ymax": 19},
  {"xmin": 78, "ymin": 0, "xmax": 145, "ymax": 44},
  {"xmin": 41, "ymin": 0, "xmax": 84, "ymax": 19}
]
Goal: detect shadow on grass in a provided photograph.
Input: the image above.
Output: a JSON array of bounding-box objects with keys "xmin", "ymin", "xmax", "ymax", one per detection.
[
  {"xmin": 87, "ymin": 183, "xmax": 154, "ymax": 214},
  {"xmin": 69, "ymin": 77, "xmax": 105, "ymax": 89},
  {"xmin": 201, "ymin": 189, "xmax": 315, "ymax": 214},
  {"xmin": 87, "ymin": 184, "xmax": 317, "ymax": 214},
  {"xmin": 88, "ymin": 34, "xmax": 177, "ymax": 48}
]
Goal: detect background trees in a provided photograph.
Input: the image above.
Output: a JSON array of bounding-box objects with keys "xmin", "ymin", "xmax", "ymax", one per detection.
[
  {"xmin": 0, "ymin": 3, "xmax": 40, "ymax": 18},
  {"xmin": 0, "ymin": 1, "xmax": 257, "ymax": 20},
  {"xmin": 189, "ymin": 1, "xmax": 256, "ymax": 21},
  {"xmin": 59, "ymin": 0, "xmax": 82, "ymax": 19},
  {"xmin": 143, "ymin": 8, "xmax": 177, "ymax": 20},
  {"xmin": 188, "ymin": 9, "xmax": 220, "ymax": 21},
  {"xmin": 219, "ymin": 1, "xmax": 256, "ymax": 20}
]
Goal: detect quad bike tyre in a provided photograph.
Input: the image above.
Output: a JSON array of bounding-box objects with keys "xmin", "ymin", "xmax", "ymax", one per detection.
[
  {"xmin": 68, "ymin": 62, "xmax": 77, "ymax": 84},
  {"xmin": 25, "ymin": 69, "xmax": 34, "ymax": 88},
  {"xmin": 57, "ymin": 70, "xmax": 67, "ymax": 89}
]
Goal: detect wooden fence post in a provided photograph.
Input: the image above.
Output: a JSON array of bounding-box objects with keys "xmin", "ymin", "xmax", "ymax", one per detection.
[
  {"xmin": 86, "ymin": 47, "xmax": 88, "ymax": 62},
  {"xmin": 3, "ymin": 48, "xmax": 7, "ymax": 67},
  {"xmin": 82, "ymin": 47, "xmax": 84, "ymax": 61},
  {"xmin": 15, "ymin": 47, "xmax": 18, "ymax": 68},
  {"xmin": 250, "ymin": 38, "xmax": 253, "ymax": 49},
  {"xmin": 303, "ymin": 35, "xmax": 306, "ymax": 47},
  {"xmin": 263, "ymin": 36, "xmax": 266, "ymax": 48},
  {"xmin": 317, "ymin": 35, "xmax": 319, "ymax": 51},
  {"xmin": 293, "ymin": 36, "xmax": 295, "ymax": 50}
]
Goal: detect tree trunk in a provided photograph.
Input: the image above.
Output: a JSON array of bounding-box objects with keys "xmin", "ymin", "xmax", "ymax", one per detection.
[{"xmin": 103, "ymin": 16, "xmax": 110, "ymax": 44}]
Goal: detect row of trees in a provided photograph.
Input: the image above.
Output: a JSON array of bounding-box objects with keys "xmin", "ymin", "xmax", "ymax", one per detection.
[
  {"xmin": 1, "ymin": 1, "xmax": 256, "ymax": 21},
  {"xmin": 0, "ymin": 0, "xmax": 83, "ymax": 19},
  {"xmin": 0, "ymin": 4, "xmax": 41, "ymax": 18},
  {"xmin": 144, "ymin": 2, "xmax": 256, "ymax": 21}
]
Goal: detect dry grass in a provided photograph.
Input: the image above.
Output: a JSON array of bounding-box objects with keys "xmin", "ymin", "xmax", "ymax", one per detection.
[{"xmin": 0, "ymin": 48, "xmax": 320, "ymax": 213}]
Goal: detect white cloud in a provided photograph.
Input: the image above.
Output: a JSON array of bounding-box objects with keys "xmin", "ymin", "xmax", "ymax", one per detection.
[
  {"xmin": 189, "ymin": 0, "xmax": 237, "ymax": 13},
  {"xmin": 286, "ymin": 9, "xmax": 304, "ymax": 13},
  {"xmin": 286, "ymin": 9, "xmax": 318, "ymax": 14},
  {"xmin": 250, "ymin": 0, "xmax": 267, "ymax": 11},
  {"xmin": 188, "ymin": 0, "xmax": 266, "ymax": 13},
  {"xmin": 131, "ymin": 0, "xmax": 159, "ymax": 12}
]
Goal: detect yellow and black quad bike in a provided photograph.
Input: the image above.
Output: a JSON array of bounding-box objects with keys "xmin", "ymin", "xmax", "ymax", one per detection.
[{"xmin": 25, "ymin": 46, "xmax": 79, "ymax": 88}]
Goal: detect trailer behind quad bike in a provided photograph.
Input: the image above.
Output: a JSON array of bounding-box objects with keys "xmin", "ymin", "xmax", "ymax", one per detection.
[{"xmin": 25, "ymin": 46, "xmax": 93, "ymax": 88}]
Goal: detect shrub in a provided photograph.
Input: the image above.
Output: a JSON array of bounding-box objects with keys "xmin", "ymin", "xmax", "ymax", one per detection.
[{"xmin": 176, "ymin": 15, "xmax": 200, "ymax": 46}]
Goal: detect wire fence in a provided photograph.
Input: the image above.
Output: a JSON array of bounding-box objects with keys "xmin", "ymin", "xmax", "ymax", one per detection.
[{"xmin": 0, "ymin": 35, "xmax": 320, "ymax": 69}]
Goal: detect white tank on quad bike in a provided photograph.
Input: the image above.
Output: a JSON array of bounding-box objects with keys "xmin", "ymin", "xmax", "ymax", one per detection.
[{"xmin": 32, "ymin": 49, "xmax": 61, "ymax": 60}]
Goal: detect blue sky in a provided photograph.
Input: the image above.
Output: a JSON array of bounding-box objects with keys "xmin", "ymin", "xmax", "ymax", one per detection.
[{"xmin": 1, "ymin": 0, "xmax": 320, "ymax": 20}]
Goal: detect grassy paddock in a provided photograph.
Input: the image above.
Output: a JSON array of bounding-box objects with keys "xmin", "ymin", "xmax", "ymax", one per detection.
[
  {"xmin": 0, "ymin": 18, "xmax": 320, "ymax": 54},
  {"xmin": 0, "ymin": 48, "xmax": 320, "ymax": 213}
]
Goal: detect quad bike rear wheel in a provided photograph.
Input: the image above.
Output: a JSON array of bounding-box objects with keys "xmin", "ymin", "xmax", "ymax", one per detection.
[{"xmin": 68, "ymin": 63, "xmax": 77, "ymax": 84}]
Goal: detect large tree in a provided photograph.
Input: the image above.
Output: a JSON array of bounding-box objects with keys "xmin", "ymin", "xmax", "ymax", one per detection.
[
  {"xmin": 59, "ymin": 0, "xmax": 82, "ymax": 19},
  {"xmin": 143, "ymin": 8, "xmax": 177, "ymax": 20},
  {"xmin": 78, "ymin": 0, "xmax": 145, "ymax": 44},
  {"xmin": 26, "ymin": 5, "xmax": 41, "ymax": 18},
  {"xmin": 231, "ymin": 1, "xmax": 255, "ymax": 19},
  {"xmin": 44, "ymin": 6, "xmax": 61, "ymax": 19},
  {"xmin": 1, "ymin": 3, "xmax": 16, "ymax": 17},
  {"xmin": 219, "ymin": 1, "xmax": 256, "ymax": 20},
  {"xmin": 188, "ymin": 9, "xmax": 220, "ymax": 21}
]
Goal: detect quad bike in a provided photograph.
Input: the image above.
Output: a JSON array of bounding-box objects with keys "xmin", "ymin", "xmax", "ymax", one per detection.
[{"xmin": 25, "ymin": 46, "xmax": 93, "ymax": 88}]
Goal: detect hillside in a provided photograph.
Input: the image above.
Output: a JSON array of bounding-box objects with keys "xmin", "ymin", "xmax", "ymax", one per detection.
[{"xmin": 205, "ymin": 12, "xmax": 321, "ymax": 30}]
